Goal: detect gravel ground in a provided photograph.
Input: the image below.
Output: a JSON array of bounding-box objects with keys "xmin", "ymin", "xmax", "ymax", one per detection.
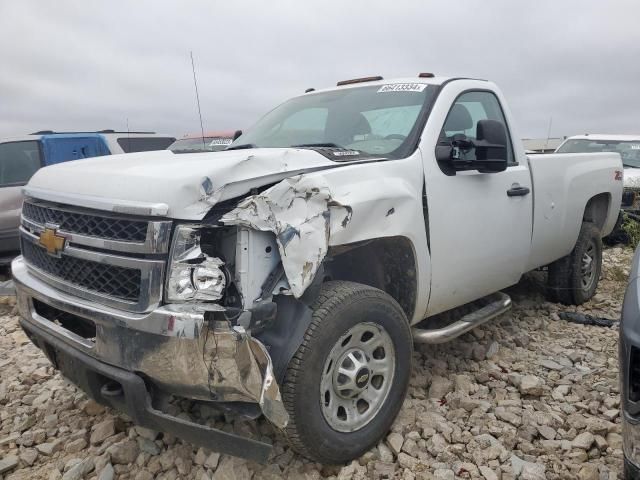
[{"xmin": 0, "ymin": 247, "xmax": 633, "ymax": 480}]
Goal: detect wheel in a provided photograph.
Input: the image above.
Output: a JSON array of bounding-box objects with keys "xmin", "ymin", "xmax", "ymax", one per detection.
[
  {"xmin": 281, "ymin": 281, "xmax": 412, "ymax": 464},
  {"xmin": 547, "ymin": 222, "xmax": 602, "ymax": 305}
]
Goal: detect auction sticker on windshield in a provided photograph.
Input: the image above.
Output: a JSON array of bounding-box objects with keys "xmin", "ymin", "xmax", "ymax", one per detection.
[
  {"xmin": 378, "ymin": 83, "xmax": 427, "ymax": 93},
  {"xmin": 209, "ymin": 138, "xmax": 233, "ymax": 146},
  {"xmin": 332, "ymin": 150, "xmax": 361, "ymax": 157}
]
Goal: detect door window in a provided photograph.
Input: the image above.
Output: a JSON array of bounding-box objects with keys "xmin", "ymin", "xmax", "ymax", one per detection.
[
  {"xmin": 438, "ymin": 91, "xmax": 515, "ymax": 167},
  {"xmin": 0, "ymin": 141, "xmax": 42, "ymax": 187}
]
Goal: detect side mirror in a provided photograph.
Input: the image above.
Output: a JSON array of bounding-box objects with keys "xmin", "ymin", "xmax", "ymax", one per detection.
[
  {"xmin": 232, "ymin": 130, "xmax": 243, "ymax": 141},
  {"xmin": 474, "ymin": 119, "xmax": 508, "ymax": 173},
  {"xmin": 435, "ymin": 120, "xmax": 508, "ymax": 174}
]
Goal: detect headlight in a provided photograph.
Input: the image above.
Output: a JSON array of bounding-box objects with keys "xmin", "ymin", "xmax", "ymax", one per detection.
[{"xmin": 166, "ymin": 225, "xmax": 226, "ymax": 302}]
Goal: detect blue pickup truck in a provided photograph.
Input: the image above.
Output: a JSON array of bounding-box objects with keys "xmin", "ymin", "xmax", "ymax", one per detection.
[{"xmin": 0, "ymin": 130, "xmax": 175, "ymax": 261}]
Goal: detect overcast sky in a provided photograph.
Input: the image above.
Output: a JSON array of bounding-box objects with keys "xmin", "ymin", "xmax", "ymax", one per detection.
[{"xmin": 1, "ymin": 1, "xmax": 639, "ymax": 141}]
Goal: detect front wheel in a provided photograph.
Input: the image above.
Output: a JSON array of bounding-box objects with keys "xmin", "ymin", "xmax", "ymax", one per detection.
[
  {"xmin": 547, "ymin": 221, "xmax": 602, "ymax": 305},
  {"xmin": 281, "ymin": 281, "xmax": 412, "ymax": 464}
]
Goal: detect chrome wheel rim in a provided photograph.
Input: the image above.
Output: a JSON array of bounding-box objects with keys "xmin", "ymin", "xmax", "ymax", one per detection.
[
  {"xmin": 581, "ymin": 240, "xmax": 597, "ymax": 290},
  {"xmin": 320, "ymin": 322, "xmax": 395, "ymax": 432}
]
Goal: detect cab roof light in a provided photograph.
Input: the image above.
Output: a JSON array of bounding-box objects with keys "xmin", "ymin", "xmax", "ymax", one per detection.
[
  {"xmin": 336, "ymin": 76, "xmax": 383, "ymax": 86},
  {"xmin": 305, "ymin": 88, "xmax": 315, "ymax": 93},
  {"xmin": 418, "ymin": 72, "xmax": 435, "ymax": 78}
]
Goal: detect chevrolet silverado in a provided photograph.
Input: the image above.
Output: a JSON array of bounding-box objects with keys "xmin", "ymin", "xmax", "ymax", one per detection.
[{"xmin": 12, "ymin": 75, "xmax": 622, "ymax": 464}]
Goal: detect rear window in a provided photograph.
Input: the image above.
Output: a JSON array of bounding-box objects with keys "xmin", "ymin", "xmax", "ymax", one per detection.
[
  {"xmin": 117, "ymin": 137, "xmax": 175, "ymax": 153},
  {"xmin": 0, "ymin": 141, "xmax": 42, "ymax": 187}
]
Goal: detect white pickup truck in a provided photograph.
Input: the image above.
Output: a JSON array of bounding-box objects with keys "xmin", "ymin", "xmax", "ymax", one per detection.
[{"xmin": 13, "ymin": 75, "xmax": 622, "ymax": 464}]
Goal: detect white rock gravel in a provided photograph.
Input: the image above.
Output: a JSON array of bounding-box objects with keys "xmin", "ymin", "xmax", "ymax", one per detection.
[{"xmin": 0, "ymin": 247, "xmax": 632, "ymax": 479}]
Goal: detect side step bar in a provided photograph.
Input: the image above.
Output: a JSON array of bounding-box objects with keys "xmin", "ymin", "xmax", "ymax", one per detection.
[{"xmin": 412, "ymin": 292, "xmax": 512, "ymax": 344}]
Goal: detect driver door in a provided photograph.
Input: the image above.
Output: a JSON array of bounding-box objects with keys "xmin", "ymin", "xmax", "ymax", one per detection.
[{"xmin": 424, "ymin": 90, "xmax": 533, "ymax": 315}]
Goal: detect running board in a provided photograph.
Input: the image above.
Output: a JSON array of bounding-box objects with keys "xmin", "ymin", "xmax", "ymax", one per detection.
[{"xmin": 412, "ymin": 292, "xmax": 512, "ymax": 344}]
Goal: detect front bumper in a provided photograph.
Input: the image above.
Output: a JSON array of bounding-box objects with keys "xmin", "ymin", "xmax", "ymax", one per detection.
[
  {"xmin": 20, "ymin": 315, "xmax": 273, "ymax": 462},
  {"xmin": 12, "ymin": 257, "xmax": 288, "ymax": 460}
]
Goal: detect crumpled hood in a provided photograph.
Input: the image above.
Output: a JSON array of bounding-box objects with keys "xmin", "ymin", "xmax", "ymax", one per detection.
[
  {"xmin": 26, "ymin": 148, "xmax": 341, "ymax": 219},
  {"xmin": 624, "ymin": 166, "xmax": 640, "ymax": 189}
]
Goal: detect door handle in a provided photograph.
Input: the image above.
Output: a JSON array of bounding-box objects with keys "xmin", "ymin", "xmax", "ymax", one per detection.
[{"xmin": 507, "ymin": 185, "xmax": 530, "ymax": 197}]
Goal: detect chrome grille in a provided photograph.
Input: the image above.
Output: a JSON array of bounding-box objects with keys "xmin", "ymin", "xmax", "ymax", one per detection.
[
  {"xmin": 20, "ymin": 199, "xmax": 168, "ymax": 312},
  {"xmin": 22, "ymin": 201, "xmax": 149, "ymax": 242},
  {"xmin": 22, "ymin": 239, "xmax": 141, "ymax": 302}
]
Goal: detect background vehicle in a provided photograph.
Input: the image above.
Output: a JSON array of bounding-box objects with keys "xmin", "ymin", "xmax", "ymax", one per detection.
[
  {"xmin": 0, "ymin": 130, "xmax": 175, "ymax": 262},
  {"xmin": 13, "ymin": 76, "xmax": 622, "ymax": 464},
  {"xmin": 619, "ymin": 245, "xmax": 640, "ymax": 479},
  {"xmin": 557, "ymin": 135, "xmax": 640, "ymax": 213},
  {"xmin": 168, "ymin": 130, "xmax": 237, "ymax": 153}
]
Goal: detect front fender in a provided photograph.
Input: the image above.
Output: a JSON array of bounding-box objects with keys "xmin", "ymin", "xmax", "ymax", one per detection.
[{"xmin": 221, "ymin": 153, "xmax": 431, "ymax": 323}]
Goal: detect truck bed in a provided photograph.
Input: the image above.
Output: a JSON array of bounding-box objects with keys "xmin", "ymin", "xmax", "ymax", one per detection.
[{"xmin": 526, "ymin": 152, "xmax": 622, "ymax": 271}]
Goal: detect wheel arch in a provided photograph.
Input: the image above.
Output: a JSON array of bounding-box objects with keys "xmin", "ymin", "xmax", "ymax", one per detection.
[
  {"xmin": 323, "ymin": 236, "xmax": 418, "ymax": 321},
  {"xmin": 582, "ymin": 192, "xmax": 611, "ymax": 232}
]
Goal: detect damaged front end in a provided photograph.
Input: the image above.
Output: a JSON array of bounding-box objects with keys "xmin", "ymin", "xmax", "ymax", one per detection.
[
  {"xmin": 14, "ymin": 168, "xmax": 354, "ymax": 461},
  {"xmin": 221, "ymin": 175, "xmax": 352, "ymax": 298},
  {"xmin": 133, "ymin": 307, "xmax": 289, "ymax": 429},
  {"xmin": 13, "ymin": 254, "xmax": 288, "ymax": 462}
]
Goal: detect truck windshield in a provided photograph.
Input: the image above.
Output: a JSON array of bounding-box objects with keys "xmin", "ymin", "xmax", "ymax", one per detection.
[
  {"xmin": 557, "ymin": 139, "xmax": 640, "ymax": 168},
  {"xmin": 230, "ymin": 84, "xmax": 437, "ymax": 159}
]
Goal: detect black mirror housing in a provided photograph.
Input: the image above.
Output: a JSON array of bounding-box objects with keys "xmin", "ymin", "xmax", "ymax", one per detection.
[
  {"xmin": 436, "ymin": 120, "xmax": 509, "ymax": 174},
  {"xmin": 474, "ymin": 119, "xmax": 508, "ymax": 173}
]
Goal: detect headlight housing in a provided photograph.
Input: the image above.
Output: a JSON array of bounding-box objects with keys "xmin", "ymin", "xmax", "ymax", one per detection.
[{"xmin": 166, "ymin": 225, "xmax": 226, "ymax": 302}]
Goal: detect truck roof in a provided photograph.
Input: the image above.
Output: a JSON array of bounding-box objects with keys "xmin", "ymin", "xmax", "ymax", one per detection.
[{"xmin": 302, "ymin": 75, "xmax": 484, "ymax": 96}]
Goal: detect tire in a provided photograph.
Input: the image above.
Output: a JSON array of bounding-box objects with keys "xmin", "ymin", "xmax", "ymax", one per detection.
[
  {"xmin": 547, "ymin": 222, "xmax": 602, "ymax": 305},
  {"xmin": 281, "ymin": 281, "xmax": 412, "ymax": 464}
]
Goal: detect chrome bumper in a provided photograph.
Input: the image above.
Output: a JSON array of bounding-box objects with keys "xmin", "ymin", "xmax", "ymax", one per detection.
[{"xmin": 12, "ymin": 256, "xmax": 287, "ymax": 428}]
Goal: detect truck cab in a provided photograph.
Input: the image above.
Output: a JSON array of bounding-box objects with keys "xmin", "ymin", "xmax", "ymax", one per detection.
[
  {"xmin": 12, "ymin": 76, "xmax": 622, "ymax": 464},
  {"xmin": 0, "ymin": 131, "xmax": 175, "ymax": 261}
]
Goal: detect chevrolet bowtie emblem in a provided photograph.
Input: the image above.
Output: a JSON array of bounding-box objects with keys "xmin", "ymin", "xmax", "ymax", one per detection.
[{"xmin": 39, "ymin": 227, "xmax": 67, "ymax": 256}]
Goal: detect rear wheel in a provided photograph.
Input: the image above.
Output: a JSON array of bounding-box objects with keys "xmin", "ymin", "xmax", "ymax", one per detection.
[
  {"xmin": 281, "ymin": 281, "xmax": 412, "ymax": 464},
  {"xmin": 547, "ymin": 222, "xmax": 602, "ymax": 305}
]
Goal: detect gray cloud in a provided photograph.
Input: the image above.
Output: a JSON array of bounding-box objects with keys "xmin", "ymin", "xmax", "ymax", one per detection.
[{"xmin": 1, "ymin": 0, "xmax": 639, "ymax": 140}]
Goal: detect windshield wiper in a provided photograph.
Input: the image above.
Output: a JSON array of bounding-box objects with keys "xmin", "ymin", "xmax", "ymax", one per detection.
[
  {"xmin": 292, "ymin": 142, "xmax": 345, "ymax": 149},
  {"xmin": 226, "ymin": 143, "xmax": 256, "ymax": 151},
  {"xmin": 623, "ymin": 163, "xmax": 639, "ymax": 168}
]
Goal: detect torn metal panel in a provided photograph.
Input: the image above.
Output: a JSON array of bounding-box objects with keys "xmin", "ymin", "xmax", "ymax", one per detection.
[
  {"xmin": 135, "ymin": 320, "xmax": 289, "ymax": 428},
  {"xmin": 221, "ymin": 175, "xmax": 352, "ymax": 298}
]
